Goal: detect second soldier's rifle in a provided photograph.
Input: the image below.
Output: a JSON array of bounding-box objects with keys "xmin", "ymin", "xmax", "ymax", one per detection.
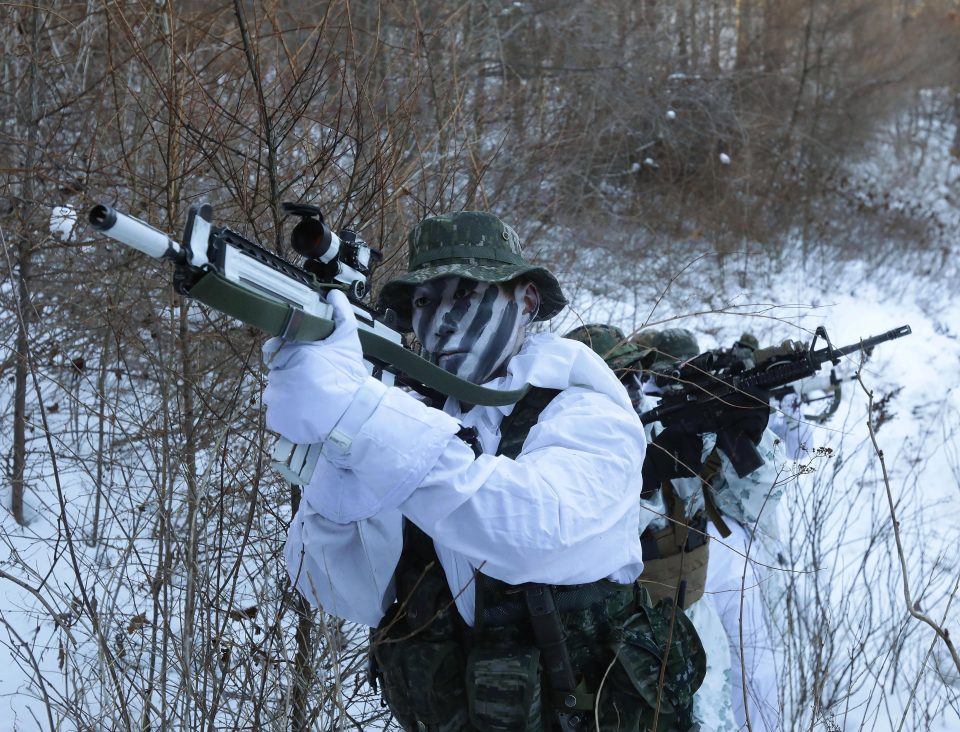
[
  {"xmin": 639, "ymin": 325, "xmax": 912, "ymax": 477},
  {"xmin": 88, "ymin": 202, "xmax": 531, "ymax": 484}
]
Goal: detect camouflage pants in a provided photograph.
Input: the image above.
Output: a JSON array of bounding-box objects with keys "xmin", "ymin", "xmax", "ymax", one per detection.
[{"xmin": 374, "ymin": 583, "xmax": 705, "ymax": 732}]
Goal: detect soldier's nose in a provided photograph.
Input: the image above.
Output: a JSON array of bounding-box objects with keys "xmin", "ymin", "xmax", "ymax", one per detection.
[{"xmin": 437, "ymin": 312, "xmax": 458, "ymax": 336}]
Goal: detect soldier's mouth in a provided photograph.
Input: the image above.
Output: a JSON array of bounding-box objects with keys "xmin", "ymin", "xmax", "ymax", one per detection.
[{"xmin": 438, "ymin": 350, "xmax": 466, "ymax": 362}]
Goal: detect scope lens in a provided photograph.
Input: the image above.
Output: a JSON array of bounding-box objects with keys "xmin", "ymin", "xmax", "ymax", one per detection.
[{"xmin": 291, "ymin": 218, "xmax": 335, "ymax": 260}]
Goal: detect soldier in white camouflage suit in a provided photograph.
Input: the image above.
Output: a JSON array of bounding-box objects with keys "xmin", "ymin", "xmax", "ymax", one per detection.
[
  {"xmin": 265, "ymin": 212, "xmax": 705, "ymax": 731},
  {"xmin": 568, "ymin": 325, "xmax": 785, "ymax": 731},
  {"xmin": 642, "ymin": 328, "xmax": 785, "ymax": 732}
]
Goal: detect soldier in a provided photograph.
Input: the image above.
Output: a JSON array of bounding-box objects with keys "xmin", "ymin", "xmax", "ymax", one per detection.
[
  {"xmin": 264, "ymin": 212, "xmax": 704, "ymax": 731},
  {"xmin": 569, "ymin": 324, "xmax": 783, "ymax": 731},
  {"xmin": 641, "ymin": 328, "xmax": 783, "ymax": 731},
  {"xmin": 567, "ymin": 325, "xmax": 742, "ymax": 730}
]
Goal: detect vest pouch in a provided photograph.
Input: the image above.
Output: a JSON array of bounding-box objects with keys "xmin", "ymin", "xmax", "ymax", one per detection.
[
  {"xmin": 465, "ymin": 645, "xmax": 545, "ymax": 732},
  {"xmin": 597, "ymin": 601, "xmax": 706, "ymax": 732},
  {"xmin": 637, "ymin": 541, "xmax": 710, "ymax": 606},
  {"xmin": 375, "ymin": 637, "xmax": 469, "ymax": 730}
]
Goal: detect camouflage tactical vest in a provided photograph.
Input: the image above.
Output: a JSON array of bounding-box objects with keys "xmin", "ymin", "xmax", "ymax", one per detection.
[{"xmin": 371, "ymin": 388, "xmax": 706, "ymax": 731}]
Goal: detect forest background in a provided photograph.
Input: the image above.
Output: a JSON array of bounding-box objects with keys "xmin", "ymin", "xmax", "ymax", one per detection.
[{"xmin": 1, "ymin": 0, "xmax": 960, "ymax": 730}]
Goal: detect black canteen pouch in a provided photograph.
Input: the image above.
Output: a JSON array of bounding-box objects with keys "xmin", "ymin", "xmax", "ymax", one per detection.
[
  {"xmin": 596, "ymin": 587, "xmax": 706, "ymax": 732},
  {"xmin": 465, "ymin": 645, "xmax": 546, "ymax": 732}
]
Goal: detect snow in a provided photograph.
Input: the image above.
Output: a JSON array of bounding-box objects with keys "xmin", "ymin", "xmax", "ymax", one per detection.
[{"xmin": 49, "ymin": 205, "xmax": 77, "ymax": 241}]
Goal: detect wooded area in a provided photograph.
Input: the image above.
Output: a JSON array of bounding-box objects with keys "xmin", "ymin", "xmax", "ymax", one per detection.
[{"xmin": 1, "ymin": 1, "xmax": 959, "ymax": 729}]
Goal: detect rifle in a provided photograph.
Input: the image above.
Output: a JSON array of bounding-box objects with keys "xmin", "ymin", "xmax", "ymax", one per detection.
[
  {"xmin": 88, "ymin": 202, "xmax": 530, "ymax": 484},
  {"xmin": 640, "ymin": 325, "xmax": 912, "ymax": 477}
]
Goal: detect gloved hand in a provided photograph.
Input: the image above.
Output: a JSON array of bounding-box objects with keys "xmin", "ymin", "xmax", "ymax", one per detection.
[
  {"xmin": 263, "ymin": 289, "xmax": 369, "ymax": 445},
  {"xmin": 716, "ymin": 386, "xmax": 771, "ymax": 446},
  {"xmin": 641, "ymin": 428, "xmax": 704, "ymax": 499}
]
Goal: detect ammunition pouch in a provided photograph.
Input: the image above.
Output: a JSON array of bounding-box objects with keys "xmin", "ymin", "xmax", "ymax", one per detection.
[
  {"xmin": 373, "ymin": 564, "xmax": 471, "ymax": 730},
  {"xmin": 465, "ymin": 645, "xmax": 544, "ymax": 731},
  {"xmin": 599, "ymin": 596, "xmax": 706, "ymax": 731},
  {"xmin": 638, "ymin": 514, "xmax": 710, "ymax": 606},
  {"xmin": 375, "ymin": 634, "xmax": 469, "ymax": 729}
]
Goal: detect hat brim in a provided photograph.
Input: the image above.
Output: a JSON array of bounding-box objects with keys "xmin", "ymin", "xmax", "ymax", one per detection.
[
  {"xmin": 606, "ymin": 346, "xmax": 655, "ymax": 374},
  {"xmin": 378, "ymin": 261, "xmax": 567, "ymax": 330}
]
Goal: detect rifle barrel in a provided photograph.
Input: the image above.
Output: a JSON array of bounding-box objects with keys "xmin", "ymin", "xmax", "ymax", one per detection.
[
  {"xmin": 89, "ymin": 204, "xmax": 183, "ymax": 262},
  {"xmin": 813, "ymin": 325, "xmax": 912, "ymax": 362}
]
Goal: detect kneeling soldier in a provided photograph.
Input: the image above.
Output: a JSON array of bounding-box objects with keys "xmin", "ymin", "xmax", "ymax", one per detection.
[{"xmin": 265, "ymin": 213, "xmax": 704, "ymax": 731}]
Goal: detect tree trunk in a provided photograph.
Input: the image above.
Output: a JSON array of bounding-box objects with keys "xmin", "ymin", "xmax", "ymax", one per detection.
[
  {"xmin": 11, "ymin": 3, "xmax": 41, "ymax": 527},
  {"xmin": 735, "ymin": 0, "xmax": 754, "ymax": 70},
  {"xmin": 762, "ymin": 0, "xmax": 786, "ymax": 71},
  {"xmin": 677, "ymin": 3, "xmax": 689, "ymax": 71},
  {"xmin": 687, "ymin": 0, "xmax": 699, "ymax": 69},
  {"xmin": 710, "ymin": 0, "xmax": 722, "ymax": 72},
  {"xmin": 952, "ymin": 87, "xmax": 960, "ymax": 159}
]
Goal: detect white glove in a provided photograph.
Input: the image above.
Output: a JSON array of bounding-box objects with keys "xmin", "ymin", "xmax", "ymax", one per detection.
[
  {"xmin": 263, "ymin": 289, "xmax": 369, "ymax": 445},
  {"xmin": 265, "ymin": 289, "xmax": 465, "ymax": 523}
]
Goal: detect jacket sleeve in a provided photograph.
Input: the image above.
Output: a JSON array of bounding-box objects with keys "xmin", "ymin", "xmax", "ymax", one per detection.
[
  {"xmin": 710, "ymin": 428, "xmax": 785, "ymax": 539},
  {"xmin": 284, "ymin": 503, "xmax": 403, "ymax": 627}
]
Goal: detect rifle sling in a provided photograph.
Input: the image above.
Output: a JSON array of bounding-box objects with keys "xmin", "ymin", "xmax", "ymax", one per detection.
[
  {"xmin": 188, "ymin": 272, "xmax": 531, "ymax": 408},
  {"xmin": 700, "ymin": 449, "xmax": 732, "ymax": 538}
]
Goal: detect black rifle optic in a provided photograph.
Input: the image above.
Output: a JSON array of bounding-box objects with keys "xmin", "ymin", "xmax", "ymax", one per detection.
[
  {"xmin": 87, "ymin": 202, "xmax": 531, "ymax": 483},
  {"xmin": 640, "ymin": 325, "xmax": 912, "ymax": 477}
]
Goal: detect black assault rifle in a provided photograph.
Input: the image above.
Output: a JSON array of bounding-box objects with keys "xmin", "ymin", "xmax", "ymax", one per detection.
[
  {"xmin": 639, "ymin": 325, "xmax": 912, "ymax": 477},
  {"xmin": 88, "ymin": 202, "xmax": 530, "ymax": 484}
]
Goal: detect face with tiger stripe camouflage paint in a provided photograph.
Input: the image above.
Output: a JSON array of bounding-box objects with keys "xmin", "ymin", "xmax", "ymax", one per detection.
[{"xmin": 412, "ymin": 275, "xmax": 541, "ymax": 385}]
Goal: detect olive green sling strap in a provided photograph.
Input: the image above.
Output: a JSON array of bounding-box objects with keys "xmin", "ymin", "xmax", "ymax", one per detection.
[{"xmin": 189, "ymin": 272, "xmax": 530, "ymax": 408}]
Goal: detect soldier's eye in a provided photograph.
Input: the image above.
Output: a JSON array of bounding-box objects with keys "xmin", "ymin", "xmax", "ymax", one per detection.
[
  {"xmin": 413, "ymin": 296, "xmax": 431, "ymax": 308},
  {"xmin": 454, "ymin": 286, "xmax": 472, "ymax": 299}
]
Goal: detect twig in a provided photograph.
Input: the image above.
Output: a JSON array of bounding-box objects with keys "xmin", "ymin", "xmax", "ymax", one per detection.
[
  {"xmin": 855, "ymin": 373, "xmax": 960, "ymax": 677},
  {"xmin": 0, "ymin": 569, "xmax": 77, "ymax": 645}
]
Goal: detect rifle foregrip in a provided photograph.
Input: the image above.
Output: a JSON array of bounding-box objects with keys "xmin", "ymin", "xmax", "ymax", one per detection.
[{"xmin": 716, "ymin": 430, "xmax": 765, "ymax": 478}]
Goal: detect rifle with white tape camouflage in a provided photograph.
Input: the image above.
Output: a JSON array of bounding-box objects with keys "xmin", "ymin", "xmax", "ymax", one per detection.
[{"xmin": 88, "ymin": 202, "xmax": 530, "ymax": 483}]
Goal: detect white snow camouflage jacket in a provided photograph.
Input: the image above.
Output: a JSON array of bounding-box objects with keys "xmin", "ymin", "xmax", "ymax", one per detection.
[{"xmin": 267, "ymin": 332, "xmax": 649, "ymax": 627}]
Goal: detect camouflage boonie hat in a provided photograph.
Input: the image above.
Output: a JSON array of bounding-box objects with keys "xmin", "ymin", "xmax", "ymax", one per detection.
[
  {"xmin": 378, "ymin": 211, "xmax": 567, "ymax": 328},
  {"xmin": 633, "ymin": 329, "xmax": 660, "ymax": 351},
  {"xmin": 647, "ymin": 328, "xmax": 700, "ymax": 368},
  {"xmin": 735, "ymin": 331, "xmax": 759, "ymax": 351},
  {"xmin": 564, "ymin": 324, "xmax": 647, "ymax": 375}
]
